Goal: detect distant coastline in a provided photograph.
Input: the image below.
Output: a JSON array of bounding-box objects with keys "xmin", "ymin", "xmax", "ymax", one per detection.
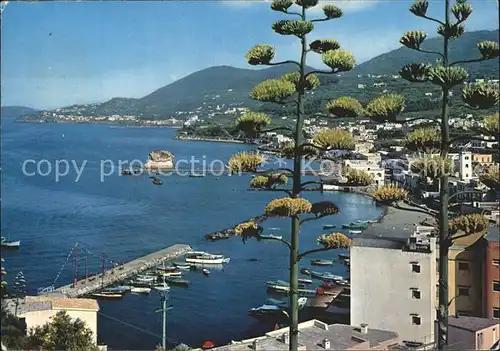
[
  {"xmin": 15, "ymin": 119, "xmax": 182, "ymax": 129},
  {"xmin": 175, "ymin": 136, "xmax": 245, "ymax": 144}
]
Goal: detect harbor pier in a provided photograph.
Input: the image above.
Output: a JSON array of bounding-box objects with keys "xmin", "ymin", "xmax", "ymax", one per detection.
[{"xmin": 52, "ymin": 244, "xmax": 192, "ymax": 298}]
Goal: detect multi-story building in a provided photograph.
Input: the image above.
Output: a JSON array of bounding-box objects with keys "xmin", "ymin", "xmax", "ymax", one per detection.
[
  {"xmin": 472, "ymin": 153, "xmax": 494, "ymax": 165},
  {"xmin": 351, "ymin": 233, "xmax": 437, "ymax": 347},
  {"xmin": 343, "ymin": 160, "xmax": 385, "ymax": 188},
  {"xmin": 484, "ymin": 228, "xmax": 500, "ymax": 320}
]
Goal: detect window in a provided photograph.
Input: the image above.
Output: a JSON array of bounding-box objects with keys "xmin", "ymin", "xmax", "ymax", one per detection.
[
  {"xmin": 494, "ymin": 308, "xmax": 500, "ymax": 319},
  {"xmin": 494, "ymin": 259, "xmax": 500, "ymax": 266},
  {"xmin": 465, "ymin": 174, "xmax": 469, "ymax": 177},
  {"xmin": 465, "ymin": 156, "xmax": 469, "ymax": 160},
  {"xmin": 494, "ymin": 281, "xmax": 500, "ymax": 292},
  {"xmin": 458, "ymin": 262, "xmax": 469, "ymax": 271},
  {"xmin": 412, "ymin": 289, "xmax": 421, "ymax": 299},
  {"xmin": 465, "ymin": 164, "xmax": 469, "ymax": 168},
  {"xmin": 477, "ymin": 332, "xmax": 483, "ymax": 349},
  {"xmin": 458, "ymin": 286, "xmax": 470, "ymax": 296},
  {"xmin": 412, "ymin": 315, "xmax": 421, "ymax": 325},
  {"xmin": 412, "ymin": 264, "xmax": 421, "ymax": 273}
]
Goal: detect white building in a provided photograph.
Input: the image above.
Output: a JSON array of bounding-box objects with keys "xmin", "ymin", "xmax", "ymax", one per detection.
[
  {"xmin": 343, "ymin": 159, "xmax": 385, "ymax": 188},
  {"xmin": 351, "ymin": 233, "xmax": 437, "ymax": 347}
]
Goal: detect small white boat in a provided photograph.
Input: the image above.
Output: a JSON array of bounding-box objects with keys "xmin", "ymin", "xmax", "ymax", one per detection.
[
  {"xmin": 136, "ymin": 276, "xmax": 155, "ymax": 282},
  {"xmin": 261, "ymin": 234, "xmax": 283, "ymax": 240},
  {"xmin": 349, "ymin": 230, "xmax": 363, "ymax": 234},
  {"xmin": 154, "ymin": 283, "xmax": 170, "ymax": 292},
  {"xmin": 131, "ymin": 287, "xmax": 151, "ymax": 294},
  {"xmin": 92, "ymin": 292, "xmax": 123, "ymax": 299},
  {"xmin": 202, "ymin": 268, "xmax": 210, "ymax": 276},
  {"xmin": 298, "ymin": 278, "xmax": 313, "ymax": 285},
  {"xmin": 186, "ymin": 252, "xmax": 229, "ymax": 264},
  {"xmin": 1, "ymin": 237, "xmax": 20, "ymax": 248},
  {"xmin": 161, "ymin": 271, "xmax": 182, "ymax": 277}
]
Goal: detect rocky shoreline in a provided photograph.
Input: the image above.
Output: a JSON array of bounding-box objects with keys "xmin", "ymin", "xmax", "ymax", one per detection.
[{"xmin": 205, "ymin": 215, "xmax": 267, "ymax": 241}]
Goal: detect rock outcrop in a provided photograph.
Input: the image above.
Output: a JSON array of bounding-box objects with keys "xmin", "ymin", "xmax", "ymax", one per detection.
[
  {"xmin": 144, "ymin": 150, "xmax": 174, "ymax": 170},
  {"xmin": 205, "ymin": 215, "xmax": 267, "ymax": 241}
]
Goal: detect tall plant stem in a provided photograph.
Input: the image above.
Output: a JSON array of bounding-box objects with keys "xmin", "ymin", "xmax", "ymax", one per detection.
[
  {"xmin": 288, "ymin": 7, "xmax": 307, "ymax": 351},
  {"xmin": 438, "ymin": 1, "xmax": 450, "ymax": 349}
]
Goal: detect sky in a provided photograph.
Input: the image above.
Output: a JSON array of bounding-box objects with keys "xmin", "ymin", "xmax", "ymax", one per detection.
[{"xmin": 1, "ymin": 0, "xmax": 499, "ymax": 110}]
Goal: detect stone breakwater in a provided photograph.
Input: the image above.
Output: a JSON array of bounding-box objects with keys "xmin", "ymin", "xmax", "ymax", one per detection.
[{"xmin": 205, "ymin": 215, "xmax": 267, "ymax": 241}]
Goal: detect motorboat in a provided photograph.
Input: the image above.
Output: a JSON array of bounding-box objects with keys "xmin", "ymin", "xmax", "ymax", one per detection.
[
  {"xmin": 320, "ymin": 281, "xmax": 337, "ymax": 289},
  {"xmin": 311, "ymin": 259, "xmax": 333, "ymax": 266},
  {"xmin": 298, "ymin": 278, "xmax": 312, "ymax": 285},
  {"xmin": 248, "ymin": 304, "xmax": 283, "ymax": 317},
  {"xmin": 185, "ymin": 252, "xmax": 229, "ymax": 265},
  {"xmin": 338, "ymin": 253, "xmax": 350, "ymax": 260},
  {"xmin": 161, "ymin": 271, "xmax": 182, "ymax": 277},
  {"xmin": 202, "ymin": 269, "xmax": 210, "ymax": 276},
  {"xmin": 1, "ymin": 237, "xmax": 20, "ymax": 248},
  {"xmin": 310, "ymin": 271, "xmax": 344, "ymax": 282},
  {"xmin": 173, "ymin": 262, "xmax": 191, "ymax": 270},
  {"xmin": 152, "ymin": 177, "xmax": 163, "ymax": 185},
  {"xmin": 131, "ymin": 287, "xmax": 151, "ymax": 294},
  {"xmin": 323, "ymin": 224, "xmax": 336, "ymax": 229},
  {"xmin": 341, "ymin": 222, "xmax": 368, "ymax": 230},
  {"xmin": 154, "ymin": 283, "xmax": 170, "ymax": 292},
  {"xmin": 165, "ymin": 277, "xmax": 189, "ymax": 287},
  {"xmin": 156, "ymin": 265, "xmax": 179, "ymax": 272},
  {"xmin": 102, "ymin": 286, "xmax": 129, "ymax": 294},
  {"xmin": 349, "ymin": 230, "xmax": 363, "ymax": 234}
]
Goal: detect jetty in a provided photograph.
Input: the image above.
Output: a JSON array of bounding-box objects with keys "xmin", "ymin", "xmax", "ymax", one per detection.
[{"xmin": 51, "ymin": 244, "xmax": 192, "ymax": 298}]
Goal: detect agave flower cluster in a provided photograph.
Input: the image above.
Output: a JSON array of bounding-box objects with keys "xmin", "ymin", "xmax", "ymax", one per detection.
[
  {"xmin": 228, "ymin": 152, "xmax": 265, "ymax": 174},
  {"xmin": 449, "ymin": 213, "xmax": 489, "ymax": 236},
  {"xmin": 250, "ymin": 173, "xmax": 289, "ymax": 189},
  {"xmin": 371, "ymin": 186, "xmax": 408, "ymax": 205},
  {"xmin": 405, "ymin": 127, "xmax": 441, "ymax": 152},
  {"xmin": 479, "ymin": 164, "xmax": 499, "ymax": 191},
  {"xmin": 317, "ymin": 233, "xmax": 351, "ymax": 249},
  {"xmin": 343, "ymin": 168, "xmax": 374, "ymax": 186},
  {"xmin": 264, "ymin": 197, "xmax": 312, "ymax": 217}
]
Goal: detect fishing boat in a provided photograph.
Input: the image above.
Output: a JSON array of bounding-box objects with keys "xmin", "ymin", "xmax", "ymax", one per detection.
[
  {"xmin": 298, "ymin": 278, "xmax": 312, "ymax": 285},
  {"xmin": 127, "ymin": 280, "xmax": 152, "ymax": 288},
  {"xmin": 156, "ymin": 265, "xmax": 179, "ymax": 272},
  {"xmin": 92, "ymin": 292, "xmax": 123, "ymax": 299},
  {"xmin": 266, "ymin": 280, "xmax": 306, "ymax": 291},
  {"xmin": 300, "ymin": 268, "xmax": 311, "ymax": 275},
  {"xmin": 323, "ymin": 224, "xmax": 336, "ymax": 229},
  {"xmin": 185, "ymin": 252, "xmax": 229, "ymax": 265},
  {"xmin": 202, "ymin": 269, "xmax": 210, "ymax": 276},
  {"xmin": 1, "ymin": 237, "xmax": 20, "ymax": 248},
  {"xmin": 154, "ymin": 282, "xmax": 170, "ymax": 292},
  {"xmin": 310, "ymin": 271, "xmax": 344, "ymax": 282},
  {"xmin": 260, "ymin": 234, "xmax": 283, "ymax": 240},
  {"xmin": 344, "ymin": 258, "xmax": 350, "ymax": 266},
  {"xmin": 311, "ymin": 259, "xmax": 333, "ymax": 266},
  {"xmin": 131, "ymin": 287, "xmax": 151, "ymax": 294},
  {"xmin": 349, "ymin": 230, "xmax": 363, "ymax": 234}
]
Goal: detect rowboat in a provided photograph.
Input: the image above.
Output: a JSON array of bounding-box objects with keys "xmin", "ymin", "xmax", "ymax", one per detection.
[
  {"xmin": 349, "ymin": 230, "xmax": 363, "ymax": 234},
  {"xmin": 298, "ymin": 278, "xmax": 312, "ymax": 285},
  {"xmin": 338, "ymin": 253, "xmax": 350, "ymax": 260},
  {"xmin": 202, "ymin": 269, "xmax": 210, "ymax": 276},
  {"xmin": 154, "ymin": 283, "xmax": 170, "ymax": 292},
  {"xmin": 323, "ymin": 224, "xmax": 336, "ymax": 229},
  {"xmin": 341, "ymin": 222, "xmax": 368, "ymax": 230},
  {"xmin": 311, "ymin": 259, "xmax": 333, "ymax": 266},
  {"xmin": 156, "ymin": 265, "xmax": 179, "ymax": 272},
  {"xmin": 102, "ymin": 286, "xmax": 129, "ymax": 294},
  {"xmin": 131, "ymin": 287, "xmax": 151, "ymax": 294},
  {"xmin": 248, "ymin": 304, "xmax": 283, "ymax": 317},
  {"xmin": 173, "ymin": 262, "xmax": 191, "ymax": 270}
]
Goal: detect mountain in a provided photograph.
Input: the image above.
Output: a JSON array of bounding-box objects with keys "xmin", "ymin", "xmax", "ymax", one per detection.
[
  {"xmin": 353, "ymin": 29, "xmax": 499, "ymax": 78},
  {"xmin": 1, "ymin": 106, "xmax": 38, "ymax": 118},
  {"xmin": 27, "ymin": 29, "xmax": 499, "ymax": 120}
]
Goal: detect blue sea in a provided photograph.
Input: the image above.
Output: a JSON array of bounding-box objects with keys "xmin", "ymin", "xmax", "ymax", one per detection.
[{"xmin": 1, "ymin": 118, "xmax": 382, "ymax": 350}]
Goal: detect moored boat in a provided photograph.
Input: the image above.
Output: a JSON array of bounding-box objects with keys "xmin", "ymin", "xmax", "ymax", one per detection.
[
  {"xmin": 322, "ymin": 224, "xmax": 336, "ymax": 229},
  {"xmin": 161, "ymin": 271, "xmax": 182, "ymax": 277},
  {"xmin": 338, "ymin": 253, "xmax": 350, "ymax": 260},
  {"xmin": 349, "ymin": 230, "xmax": 363, "ymax": 234},
  {"xmin": 298, "ymin": 278, "xmax": 312, "ymax": 285},
  {"xmin": 260, "ymin": 234, "xmax": 283, "ymax": 240},
  {"xmin": 185, "ymin": 252, "xmax": 229, "ymax": 265},
  {"xmin": 165, "ymin": 277, "xmax": 189, "ymax": 287},
  {"xmin": 1, "ymin": 237, "xmax": 20, "ymax": 248},
  {"xmin": 311, "ymin": 259, "xmax": 333, "ymax": 266},
  {"xmin": 131, "ymin": 287, "xmax": 151, "ymax": 294},
  {"xmin": 341, "ymin": 222, "xmax": 369, "ymax": 230},
  {"xmin": 136, "ymin": 275, "xmax": 155, "ymax": 282},
  {"xmin": 248, "ymin": 304, "xmax": 283, "ymax": 317},
  {"xmin": 154, "ymin": 283, "xmax": 171, "ymax": 292},
  {"xmin": 173, "ymin": 262, "xmax": 191, "ymax": 270},
  {"xmin": 202, "ymin": 268, "xmax": 210, "ymax": 276},
  {"xmin": 156, "ymin": 265, "xmax": 179, "ymax": 272},
  {"xmin": 310, "ymin": 271, "xmax": 344, "ymax": 282},
  {"xmin": 92, "ymin": 292, "xmax": 123, "ymax": 299},
  {"xmin": 300, "ymin": 268, "xmax": 311, "ymax": 275},
  {"xmin": 102, "ymin": 286, "xmax": 128, "ymax": 294}
]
